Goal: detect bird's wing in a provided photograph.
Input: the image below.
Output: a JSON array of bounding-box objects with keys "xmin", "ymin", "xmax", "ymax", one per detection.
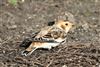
[
  {"xmin": 42, "ymin": 27, "xmax": 67, "ymax": 39},
  {"xmin": 30, "ymin": 26, "xmax": 63, "ymax": 43},
  {"xmin": 35, "ymin": 26, "xmax": 52, "ymax": 38},
  {"xmin": 31, "ymin": 26, "xmax": 59, "ymax": 43},
  {"xmin": 34, "ymin": 27, "xmax": 67, "ymax": 43},
  {"xmin": 20, "ymin": 26, "xmax": 58, "ymax": 48}
]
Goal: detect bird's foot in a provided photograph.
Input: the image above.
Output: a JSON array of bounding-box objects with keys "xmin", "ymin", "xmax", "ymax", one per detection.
[{"xmin": 21, "ymin": 50, "xmax": 31, "ymax": 56}]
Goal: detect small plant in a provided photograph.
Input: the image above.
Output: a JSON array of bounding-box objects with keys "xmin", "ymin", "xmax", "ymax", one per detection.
[{"xmin": 8, "ymin": 0, "xmax": 18, "ymax": 6}]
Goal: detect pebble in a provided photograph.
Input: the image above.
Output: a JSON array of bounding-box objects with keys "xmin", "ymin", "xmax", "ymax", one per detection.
[
  {"xmin": 7, "ymin": 25, "xmax": 17, "ymax": 29},
  {"xmin": 22, "ymin": 31, "xmax": 25, "ymax": 34},
  {"xmin": 36, "ymin": 25, "xmax": 39, "ymax": 27},
  {"xmin": 0, "ymin": 38, "xmax": 2, "ymax": 42},
  {"xmin": 82, "ymin": 23, "xmax": 89, "ymax": 30},
  {"xmin": 62, "ymin": 65, "xmax": 67, "ymax": 67}
]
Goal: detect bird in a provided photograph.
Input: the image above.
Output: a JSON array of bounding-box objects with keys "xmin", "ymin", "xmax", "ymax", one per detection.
[{"xmin": 20, "ymin": 20, "xmax": 74, "ymax": 56}]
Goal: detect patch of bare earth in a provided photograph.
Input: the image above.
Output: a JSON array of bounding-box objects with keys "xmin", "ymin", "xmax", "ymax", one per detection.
[{"xmin": 0, "ymin": 0, "xmax": 100, "ymax": 67}]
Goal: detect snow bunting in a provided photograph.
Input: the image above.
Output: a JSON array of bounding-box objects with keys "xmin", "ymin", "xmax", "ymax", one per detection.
[{"xmin": 20, "ymin": 20, "xmax": 74, "ymax": 56}]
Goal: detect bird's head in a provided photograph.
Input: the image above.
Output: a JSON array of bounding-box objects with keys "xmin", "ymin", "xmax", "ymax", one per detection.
[{"xmin": 56, "ymin": 20, "xmax": 74, "ymax": 33}]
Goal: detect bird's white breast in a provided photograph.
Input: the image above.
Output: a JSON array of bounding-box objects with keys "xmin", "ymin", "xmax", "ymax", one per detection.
[
  {"xmin": 39, "ymin": 38, "xmax": 65, "ymax": 49},
  {"xmin": 55, "ymin": 38, "xmax": 65, "ymax": 42},
  {"xmin": 39, "ymin": 42, "xmax": 59, "ymax": 49}
]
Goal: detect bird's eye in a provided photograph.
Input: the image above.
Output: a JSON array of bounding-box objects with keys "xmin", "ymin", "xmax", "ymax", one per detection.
[{"xmin": 65, "ymin": 23, "xmax": 68, "ymax": 26}]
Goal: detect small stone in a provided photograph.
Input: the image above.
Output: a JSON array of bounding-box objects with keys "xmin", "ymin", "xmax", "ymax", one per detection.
[
  {"xmin": 62, "ymin": 65, "xmax": 67, "ymax": 67},
  {"xmin": 82, "ymin": 23, "xmax": 89, "ymax": 30},
  {"xmin": 75, "ymin": 38, "xmax": 78, "ymax": 41},
  {"xmin": 92, "ymin": 17, "xmax": 96, "ymax": 20},
  {"xmin": 28, "ymin": 16, "xmax": 32, "ymax": 19},
  {"xmin": 21, "ymin": 0, "xmax": 25, "ymax": 2},
  {"xmin": 7, "ymin": 25, "xmax": 17, "ymax": 29},
  {"xmin": 36, "ymin": 25, "xmax": 39, "ymax": 27},
  {"xmin": 0, "ymin": 38, "xmax": 2, "ymax": 42},
  {"xmin": 3, "ymin": 50, "xmax": 5, "ymax": 54},
  {"xmin": 22, "ymin": 31, "xmax": 25, "ymax": 34},
  {"xmin": 25, "ymin": 19, "xmax": 27, "ymax": 22}
]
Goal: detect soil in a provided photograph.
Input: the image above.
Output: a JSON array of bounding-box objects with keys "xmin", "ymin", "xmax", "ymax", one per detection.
[{"xmin": 0, "ymin": 0, "xmax": 100, "ymax": 67}]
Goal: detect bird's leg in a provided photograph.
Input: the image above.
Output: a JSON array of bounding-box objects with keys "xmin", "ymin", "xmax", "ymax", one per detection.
[
  {"xmin": 27, "ymin": 47, "xmax": 37, "ymax": 56},
  {"xmin": 21, "ymin": 43, "xmax": 37, "ymax": 56}
]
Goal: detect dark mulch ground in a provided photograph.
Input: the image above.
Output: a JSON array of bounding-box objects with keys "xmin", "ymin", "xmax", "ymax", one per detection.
[{"xmin": 0, "ymin": 0, "xmax": 100, "ymax": 67}]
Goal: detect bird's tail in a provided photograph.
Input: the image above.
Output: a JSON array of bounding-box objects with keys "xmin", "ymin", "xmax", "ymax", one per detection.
[
  {"xmin": 19, "ymin": 38, "xmax": 32, "ymax": 49},
  {"xmin": 20, "ymin": 31, "xmax": 39, "ymax": 48}
]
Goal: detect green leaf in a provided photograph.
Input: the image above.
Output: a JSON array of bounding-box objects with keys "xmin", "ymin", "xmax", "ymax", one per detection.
[{"xmin": 8, "ymin": 0, "xmax": 18, "ymax": 6}]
